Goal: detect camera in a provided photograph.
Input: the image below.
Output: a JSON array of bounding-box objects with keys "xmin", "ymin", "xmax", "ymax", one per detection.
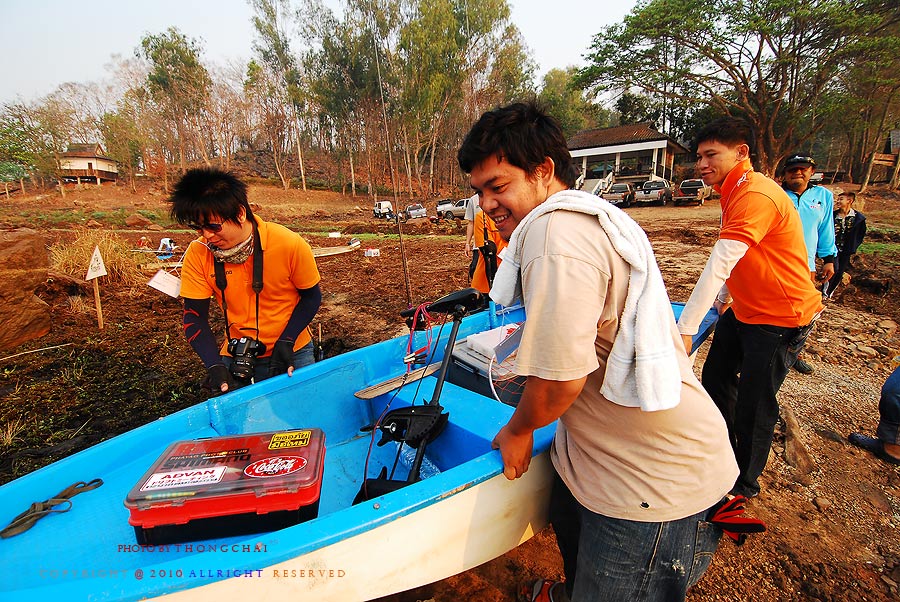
[{"xmin": 227, "ymin": 337, "xmax": 266, "ymax": 383}]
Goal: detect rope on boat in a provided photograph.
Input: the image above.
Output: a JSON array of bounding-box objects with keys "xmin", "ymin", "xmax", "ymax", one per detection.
[{"xmin": 1, "ymin": 478, "xmax": 103, "ymax": 538}]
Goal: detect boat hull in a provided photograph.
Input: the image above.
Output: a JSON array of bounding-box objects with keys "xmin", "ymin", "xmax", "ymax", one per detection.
[{"xmin": 155, "ymin": 452, "xmax": 552, "ymax": 601}]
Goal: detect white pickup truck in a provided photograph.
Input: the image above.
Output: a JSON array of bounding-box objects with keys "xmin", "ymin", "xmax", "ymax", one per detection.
[
  {"xmin": 436, "ymin": 198, "xmax": 469, "ymax": 220},
  {"xmin": 673, "ymin": 179, "xmax": 712, "ymax": 206},
  {"xmin": 373, "ymin": 200, "xmax": 394, "ymax": 218},
  {"xmin": 633, "ymin": 179, "xmax": 674, "ymax": 206}
]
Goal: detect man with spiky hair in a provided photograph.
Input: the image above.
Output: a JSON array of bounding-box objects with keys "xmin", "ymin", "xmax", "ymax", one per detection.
[{"xmin": 169, "ymin": 168, "xmax": 321, "ymax": 394}]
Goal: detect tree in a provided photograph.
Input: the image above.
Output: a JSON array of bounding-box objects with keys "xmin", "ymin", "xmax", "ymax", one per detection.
[
  {"xmin": 250, "ymin": 0, "xmax": 309, "ymax": 190},
  {"xmin": 0, "ymin": 106, "xmax": 35, "ymax": 189},
  {"xmin": 816, "ymin": 18, "xmax": 900, "ymax": 186},
  {"xmin": 138, "ymin": 28, "xmax": 213, "ymax": 171},
  {"xmin": 615, "ymin": 91, "xmax": 658, "ymax": 126},
  {"xmin": 538, "ymin": 68, "xmax": 612, "ymax": 138},
  {"xmin": 576, "ymin": 0, "xmax": 900, "ymax": 174},
  {"xmin": 100, "ymin": 101, "xmax": 144, "ymax": 193},
  {"xmin": 245, "ymin": 60, "xmax": 296, "ymax": 189},
  {"xmin": 0, "ymin": 162, "xmax": 27, "ymax": 199}
]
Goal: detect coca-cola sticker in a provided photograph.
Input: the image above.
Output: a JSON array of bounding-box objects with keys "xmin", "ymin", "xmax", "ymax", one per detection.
[{"xmin": 244, "ymin": 456, "xmax": 307, "ymax": 478}]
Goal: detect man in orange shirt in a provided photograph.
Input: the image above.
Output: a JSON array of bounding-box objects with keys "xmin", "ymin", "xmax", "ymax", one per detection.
[
  {"xmin": 170, "ymin": 169, "xmax": 322, "ymax": 395},
  {"xmin": 469, "ymin": 208, "xmax": 507, "ymax": 294},
  {"xmin": 677, "ymin": 117, "xmax": 822, "ymax": 499}
]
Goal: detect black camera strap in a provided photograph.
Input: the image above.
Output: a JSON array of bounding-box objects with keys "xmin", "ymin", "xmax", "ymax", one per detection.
[{"xmin": 213, "ymin": 219, "xmax": 264, "ymax": 343}]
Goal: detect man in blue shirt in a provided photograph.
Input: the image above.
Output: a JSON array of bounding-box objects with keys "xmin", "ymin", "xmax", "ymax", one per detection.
[{"xmin": 781, "ymin": 153, "xmax": 837, "ymax": 375}]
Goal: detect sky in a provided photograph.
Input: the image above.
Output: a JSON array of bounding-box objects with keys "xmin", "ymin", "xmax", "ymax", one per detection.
[{"xmin": 0, "ymin": 0, "xmax": 637, "ymax": 104}]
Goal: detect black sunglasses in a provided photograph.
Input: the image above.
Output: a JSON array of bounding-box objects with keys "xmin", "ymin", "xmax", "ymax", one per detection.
[{"xmin": 187, "ymin": 222, "xmax": 224, "ymax": 233}]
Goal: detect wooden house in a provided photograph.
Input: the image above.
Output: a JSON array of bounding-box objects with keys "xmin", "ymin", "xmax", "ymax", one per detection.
[{"xmin": 59, "ymin": 143, "xmax": 118, "ymax": 184}]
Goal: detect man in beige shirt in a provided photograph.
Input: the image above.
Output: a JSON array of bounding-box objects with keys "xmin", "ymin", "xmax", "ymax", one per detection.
[{"xmin": 457, "ymin": 101, "xmax": 738, "ymax": 602}]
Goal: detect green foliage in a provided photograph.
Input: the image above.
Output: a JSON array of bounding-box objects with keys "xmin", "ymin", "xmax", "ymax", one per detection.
[
  {"xmin": 575, "ymin": 0, "xmax": 900, "ymax": 173},
  {"xmin": 139, "ymin": 27, "xmax": 212, "ymax": 113},
  {"xmin": 538, "ymin": 68, "xmax": 612, "ymax": 137},
  {"xmin": 0, "ymin": 162, "xmax": 27, "ymax": 182}
]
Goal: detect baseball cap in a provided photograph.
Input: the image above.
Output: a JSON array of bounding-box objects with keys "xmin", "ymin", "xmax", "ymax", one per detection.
[{"xmin": 784, "ymin": 154, "xmax": 816, "ymax": 168}]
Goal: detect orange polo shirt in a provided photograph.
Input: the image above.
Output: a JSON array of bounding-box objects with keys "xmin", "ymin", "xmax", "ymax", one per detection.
[
  {"xmin": 470, "ymin": 210, "xmax": 507, "ymax": 294},
  {"xmin": 717, "ymin": 159, "xmax": 822, "ymax": 327},
  {"xmin": 180, "ymin": 217, "xmax": 320, "ymax": 356}
]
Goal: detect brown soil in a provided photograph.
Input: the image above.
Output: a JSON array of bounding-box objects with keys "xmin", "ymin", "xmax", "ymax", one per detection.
[{"xmin": 1, "ymin": 181, "xmax": 899, "ymax": 601}]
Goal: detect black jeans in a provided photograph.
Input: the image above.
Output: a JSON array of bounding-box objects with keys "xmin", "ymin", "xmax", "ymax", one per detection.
[
  {"xmin": 701, "ymin": 309, "xmax": 806, "ymax": 497},
  {"xmin": 468, "ymin": 248, "xmax": 480, "ymax": 280}
]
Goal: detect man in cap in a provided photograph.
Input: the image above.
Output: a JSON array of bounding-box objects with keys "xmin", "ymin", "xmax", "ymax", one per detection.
[{"xmin": 781, "ymin": 153, "xmax": 837, "ymax": 374}]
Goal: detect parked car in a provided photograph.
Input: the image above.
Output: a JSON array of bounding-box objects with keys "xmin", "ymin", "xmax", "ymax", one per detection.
[
  {"xmin": 373, "ymin": 200, "xmax": 394, "ymax": 219},
  {"xmin": 673, "ymin": 179, "xmax": 712, "ymax": 206},
  {"xmin": 810, "ymin": 171, "xmax": 824, "ymax": 184},
  {"xmin": 403, "ymin": 203, "xmax": 428, "ymax": 220},
  {"xmin": 436, "ymin": 198, "xmax": 469, "ymax": 220},
  {"xmin": 633, "ymin": 179, "xmax": 674, "ymax": 206},
  {"xmin": 599, "ymin": 182, "xmax": 636, "ymax": 207}
]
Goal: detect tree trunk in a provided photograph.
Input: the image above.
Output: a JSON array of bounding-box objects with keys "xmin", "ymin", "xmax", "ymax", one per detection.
[
  {"xmin": 859, "ymin": 151, "xmax": 877, "ymax": 193},
  {"xmin": 402, "ymin": 129, "xmax": 414, "ymax": 199},
  {"xmin": 889, "ymin": 154, "xmax": 900, "ymax": 190},
  {"xmin": 57, "ymin": 178, "xmax": 66, "ymax": 198},
  {"xmin": 349, "ymin": 145, "xmax": 356, "ymax": 197},
  {"xmin": 162, "ymin": 153, "xmax": 169, "ymax": 194},
  {"xmin": 19, "ymin": 178, "xmax": 24, "ymax": 194},
  {"xmin": 294, "ymin": 117, "xmax": 307, "ymax": 191},
  {"xmin": 428, "ymin": 131, "xmax": 438, "ymax": 196},
  {"xmin": 4, "ymin": 182, "xmax": 8, "ymax": 200}
]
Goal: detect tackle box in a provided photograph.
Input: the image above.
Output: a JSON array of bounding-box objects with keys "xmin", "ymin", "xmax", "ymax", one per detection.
[{"xmin": 124, "ymin": 428, "xmax": 325, "ymax": 544}]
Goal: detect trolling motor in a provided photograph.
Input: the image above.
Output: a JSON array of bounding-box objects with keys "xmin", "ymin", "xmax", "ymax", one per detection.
[{"xmin": 353, "ymin": 288, "xmax": 484, "ymax": 503}]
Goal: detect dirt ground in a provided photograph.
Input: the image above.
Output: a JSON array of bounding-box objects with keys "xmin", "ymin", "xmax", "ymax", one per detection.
[{"xmin": 1, "ymin": 181, "xmax": 899, "ymax": 601}]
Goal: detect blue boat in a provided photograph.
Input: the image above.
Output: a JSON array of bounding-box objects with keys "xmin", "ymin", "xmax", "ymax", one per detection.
[{"xmin": 0, "ymin": 291, "xmax": 715, "ymax": 601}]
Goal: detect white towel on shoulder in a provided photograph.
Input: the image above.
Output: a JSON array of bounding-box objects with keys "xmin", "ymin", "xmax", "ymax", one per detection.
[{"xmin": 490, "ymin": 189, "xmax": 681, "ymax": 411}]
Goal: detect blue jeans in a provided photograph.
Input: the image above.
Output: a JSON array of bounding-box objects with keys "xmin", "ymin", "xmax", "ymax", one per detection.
[
  {"xmin": 549, "ymin": 473, "xmax": 722, "ymax": 602},
  {"xmin": 701, "ymin": 309, "xmax": 806, "ymax": 497},
  {"xmin": 221, "ymin": 341, "xmax": 316, "ymax": 384},
  {"xmin": 876, "ymin": 367, "xmax": 900, "ymax": 445}
]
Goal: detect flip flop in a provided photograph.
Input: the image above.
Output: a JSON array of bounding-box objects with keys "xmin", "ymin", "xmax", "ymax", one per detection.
[
  {"xmin": 522, "ymin": 579, "xmax": 563, "ymax": 602},
  {"xmin": 848, "ymin": 433, "xmax": 900, "ymax": 465}
]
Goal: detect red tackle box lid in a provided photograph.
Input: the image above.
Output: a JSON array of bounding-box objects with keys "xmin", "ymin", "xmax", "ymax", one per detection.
[{"xmin": 124, "ymin": 429, "xmax": 325, "ymax": 527}]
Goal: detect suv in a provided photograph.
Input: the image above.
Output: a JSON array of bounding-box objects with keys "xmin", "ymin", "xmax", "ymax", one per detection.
[
  {"xmin": 599, "ymin": 183, "xmax": 636, "ymax": 207},
  {"xmin": 373, "ymin": 200, "xmax": 394, "ymax": 219},
  {"xmin": 403, "ymin": 203, "xmax": 427, "ymax": 220},
  {"xmin": 634, "ymin": 179, "xmax": 674, "ymax": 206},
  {"xmin": 673, "ymin": 179, "xmax": 712, "ymax": 206},
  {"xmin": 436, "ymin": 198, "xmax": 469, "ymax": 219}
]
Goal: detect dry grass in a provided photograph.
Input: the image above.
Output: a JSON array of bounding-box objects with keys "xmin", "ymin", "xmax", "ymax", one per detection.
[
  {"xmin": 49, "ymin": 229, "xmax": 145, "ymax": 286},
  {"xmin": 0, "ymin": 418, "xmax": 27, "ymax": 446}
]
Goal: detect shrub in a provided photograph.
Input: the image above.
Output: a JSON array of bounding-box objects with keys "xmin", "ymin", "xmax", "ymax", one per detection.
[{"xmin": 49, "ymin": 229, "xmax": 145, "ymax": 286}]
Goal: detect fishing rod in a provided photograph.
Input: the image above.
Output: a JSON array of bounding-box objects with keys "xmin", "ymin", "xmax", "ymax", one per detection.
[{"xmin": 368, "ymin": 0, "xmax": 412, "ymax": 307}]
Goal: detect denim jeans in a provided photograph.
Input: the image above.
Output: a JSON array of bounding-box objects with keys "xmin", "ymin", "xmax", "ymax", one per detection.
[
  {"xmin": 549, "ymin": 473, "xmax": 722, "ymax": 602},
  {"xmin": 877, "ymin": 366, "xmax": 900, "ymax": 445},
  {"xmin": 221, "ymin": 341, "xmax": 316, "ymax": 384},
  {"xmin": 701, "ymin": 309, "xmax": 805, "ymax": 497}
]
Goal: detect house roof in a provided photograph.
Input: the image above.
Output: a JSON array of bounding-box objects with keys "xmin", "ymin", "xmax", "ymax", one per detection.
[
  {"xmin": 568, "ymin": 122, "xmax": 687, "ymax": 153},
  {"xmin": 61, "ymin": 143, "xmax": 113, "ymax": 160}
]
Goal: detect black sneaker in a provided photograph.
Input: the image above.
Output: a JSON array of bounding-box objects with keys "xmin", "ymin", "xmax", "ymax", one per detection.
[{"xmin": 793, "ymin": 358, "xmax": 814, "ymax": 374}]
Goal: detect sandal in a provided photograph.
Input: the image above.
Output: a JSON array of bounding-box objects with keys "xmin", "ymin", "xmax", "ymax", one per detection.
[
  {"xmin": 523, "ymin": 579, "xmax": 563, "ymax": 602},
  {"xmin": 848, "ymin": 433, "xmax": 900, "ymax": 465}
]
